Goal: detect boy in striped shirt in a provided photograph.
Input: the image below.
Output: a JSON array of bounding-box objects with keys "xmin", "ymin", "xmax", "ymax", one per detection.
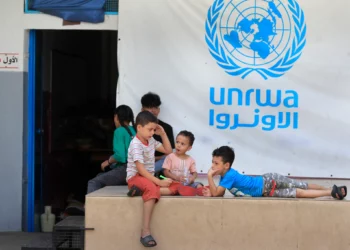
[{"xmin": 126, "ymin": 111, "xmax": 179, "ymax": 247}]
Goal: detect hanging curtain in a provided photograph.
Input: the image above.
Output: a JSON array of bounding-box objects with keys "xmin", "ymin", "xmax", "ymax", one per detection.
[{"xmin": 31, "ymin": 0, "xmax": 107, "ymax": 23}]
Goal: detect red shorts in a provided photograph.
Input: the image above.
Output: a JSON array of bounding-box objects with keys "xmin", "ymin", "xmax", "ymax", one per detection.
[{"xmin": 127, "ymin": 174, "xmax": 180, "ymax": 202}]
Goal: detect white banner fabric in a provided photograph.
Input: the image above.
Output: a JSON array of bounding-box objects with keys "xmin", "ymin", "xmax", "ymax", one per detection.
[{"xmin": 117, "ymin": 0, "xmax": 350, "ymax": 177}]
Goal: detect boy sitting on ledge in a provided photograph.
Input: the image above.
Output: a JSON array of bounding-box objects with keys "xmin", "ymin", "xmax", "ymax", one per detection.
[
  {"xmin": 126, "ymin": 111, "xmax": 180, "ymax": 247},
  {"xmin": 203, "ymin": 146, "xmax": 347, "ymax": 200},
  {"xmin": 163, "ymin": 130, "xmax": 203, "ymax": 188}
]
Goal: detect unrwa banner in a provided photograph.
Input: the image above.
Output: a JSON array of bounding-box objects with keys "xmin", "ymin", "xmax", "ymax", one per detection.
[{"xmin": 117, "ymin": 0, "xmax": 350, "ymax": 177}]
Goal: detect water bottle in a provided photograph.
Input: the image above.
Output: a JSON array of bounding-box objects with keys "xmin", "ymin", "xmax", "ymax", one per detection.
[
  {"xmin": 182, "ymin": 168, "xmax": 189, "ymax": 185},
  {"xmin": 41, "ymin": 206, "xmax": 55, "ymax": 232}
]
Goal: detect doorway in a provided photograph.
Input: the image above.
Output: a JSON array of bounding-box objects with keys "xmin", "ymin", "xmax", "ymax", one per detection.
[{"xmin": 28, "ymin": 29, "xmax": 118, "ymax": 231}]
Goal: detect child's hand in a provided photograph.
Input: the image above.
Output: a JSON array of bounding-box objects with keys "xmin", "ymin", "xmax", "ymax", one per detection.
[
  {"xmin": 188, "ymin": 175, "xmax": 195, "ymax": 184},
  {"xmin": 178, "ymin": 176, "xmax": 186, "ymax": 183},
  {"xmin": 159, "ymin": 178, "xmax": 173, "ymax": 187},
  {"xmin": 101, "ymin": 160, "xmax": 109, "ymax": 171},
  {"xmin": 154, "ymin": 124, "xmax": 166, "ymax": 136},
  {"xmin": 208, "ymin": 167, "xmax": 219, "ymax": 177},
  {"xmin": 202, "ymin": 187, "xmax": 212, "ymax": 197}
]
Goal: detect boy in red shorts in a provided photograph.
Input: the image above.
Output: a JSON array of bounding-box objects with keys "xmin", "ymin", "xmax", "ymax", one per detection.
[{"xmin": 126, "ymin": 111, "xmax": 179, "ymax": 247}]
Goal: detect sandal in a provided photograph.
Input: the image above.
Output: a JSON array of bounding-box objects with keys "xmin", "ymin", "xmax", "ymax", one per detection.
[
  {"xmin": 140, "ymin": 235, "xmax": 157, "ymax": 247},
  {"xmin": 127, "ymin": 185, "xmax": 143, "ymax": 197},
  {"xmin": 339, "ymin": 186, "xmax": 348, "ymax": 198},
  {"xmin": 331, "ymin": 185, "xmax": 347, "ymax": 200}
]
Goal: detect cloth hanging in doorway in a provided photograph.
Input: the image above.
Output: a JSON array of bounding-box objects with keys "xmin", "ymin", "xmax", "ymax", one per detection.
[{"xmin": 31, "ymin": 0, "xmax": 106, "ymax": 23}]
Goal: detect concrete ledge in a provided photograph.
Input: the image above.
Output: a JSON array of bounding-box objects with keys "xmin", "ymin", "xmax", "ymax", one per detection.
[{"xmin": 85, "ymin": 186, "xmax": 350, "ymax": 250}]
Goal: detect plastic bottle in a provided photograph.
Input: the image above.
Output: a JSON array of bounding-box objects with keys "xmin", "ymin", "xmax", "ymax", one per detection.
[
  {"xmin": 41, "ymin": 206, "xmax": 55, "ymax": 232},
  {"xmin": 182, "ymin": 168, "xmax": 190, "ymax": 185}
]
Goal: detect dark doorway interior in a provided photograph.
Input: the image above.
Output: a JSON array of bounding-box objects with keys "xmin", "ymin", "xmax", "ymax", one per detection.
[{"xmin": 34, "ymin": 30, "xmax": 118, "ymax": 226}]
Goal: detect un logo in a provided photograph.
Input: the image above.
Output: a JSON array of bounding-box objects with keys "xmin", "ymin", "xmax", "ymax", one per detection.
[{"xmin": 205, "ymin": 0, "xmax": 306, "ymax": 79}]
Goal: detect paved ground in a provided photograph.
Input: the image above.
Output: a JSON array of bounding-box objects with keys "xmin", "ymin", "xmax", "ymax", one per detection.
[{"xmin": 0, "ymin": 232, "xmax": 52, "ymax": 250}]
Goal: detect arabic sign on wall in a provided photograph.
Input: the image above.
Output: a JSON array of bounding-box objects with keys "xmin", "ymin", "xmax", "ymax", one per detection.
[{"xmin": 0, "ymin": 53, "xmax": 19, "ymax": 69}]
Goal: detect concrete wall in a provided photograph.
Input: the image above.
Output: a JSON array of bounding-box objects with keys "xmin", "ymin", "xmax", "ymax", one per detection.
[
  {"xmin": 0, "ymin": 0, "xmax": 117, "ymax": 231},
  {"xmin": 86, "ymin": 187, "xmax": 350, "ymax": 250},
  {"xmin": 0, "ymin": 72, "xmax": 25, "ymax": 231}
]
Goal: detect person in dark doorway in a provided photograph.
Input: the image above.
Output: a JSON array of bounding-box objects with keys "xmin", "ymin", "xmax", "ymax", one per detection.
[
  {"xmin": 141, "ymin": 92, "xmax": 175, "ymax": 175},
  {"xmin": 86, "ymin": 104, "xmax": 136, "ymax": 194}
]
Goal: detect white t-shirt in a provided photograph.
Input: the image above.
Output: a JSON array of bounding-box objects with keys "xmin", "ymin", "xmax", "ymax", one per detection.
[{"xmin": 126, "ymin": 136, "xmax": 162, "ymax": 181}]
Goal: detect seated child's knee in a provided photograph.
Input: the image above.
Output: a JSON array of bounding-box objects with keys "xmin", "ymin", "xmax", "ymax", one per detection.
[{"xmin": 144, "ymin": 182, "xmax": 160, "ymax": 196}]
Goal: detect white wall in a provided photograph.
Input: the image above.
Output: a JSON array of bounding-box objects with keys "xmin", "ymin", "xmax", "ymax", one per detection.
[
  {"xmin": 0, "ymin": 1, "xmax": 118, "ymax": 72},
  {"xmin": 0, "ymin": 0, "xmax": 118, "ymax": 231}
]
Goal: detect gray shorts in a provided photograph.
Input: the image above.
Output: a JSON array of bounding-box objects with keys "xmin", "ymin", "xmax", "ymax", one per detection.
[
  {"xmin": 262, "ymin": 173, "xmax": 308, "ymax": 198},
  {"xmin": 186, "ymin": 182, "xmax": 203, "ymax": 188}
]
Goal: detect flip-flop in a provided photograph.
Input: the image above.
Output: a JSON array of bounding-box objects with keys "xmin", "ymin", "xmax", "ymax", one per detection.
[
  {"xmin": 178, "ymin": 185, "xmax": 197, "ymax": 196},
  {"xmin": 331, "ymin": 185, "xmax": 347, "ymax": 200},
  {"xmin": 140, "ymin": 235, "xmax": 157, "ymax": 247},
  {"xmin": 340, "ymin": 186, "xmax": 347, "ymax": 197},
  {"xmin": 127, "ymin": 185, "xmax": 143, "ymax": 197}
]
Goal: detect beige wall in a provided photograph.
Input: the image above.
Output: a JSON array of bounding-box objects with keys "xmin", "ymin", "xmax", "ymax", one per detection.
[{"xmin": 86, "ymin": 187, "xmax": 350, "ymax": 250}]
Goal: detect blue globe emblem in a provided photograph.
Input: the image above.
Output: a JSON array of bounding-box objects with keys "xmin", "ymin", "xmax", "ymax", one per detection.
[
  {"xmin": 221, "ymin": 0, "xmax": 291, "ymax": 66},
  {"xmin": 205, "ymin": 0, "xmax": 306, "ymax": 79}
]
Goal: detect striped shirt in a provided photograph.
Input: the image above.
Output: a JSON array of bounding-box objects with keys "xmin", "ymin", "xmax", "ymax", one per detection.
[{"xmin": 126, "ymin": 136, "xmax": 162, "ymax": 181}]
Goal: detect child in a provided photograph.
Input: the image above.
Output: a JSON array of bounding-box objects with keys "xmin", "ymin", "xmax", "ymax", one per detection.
[
  {"xmin": 140, "ymin": 92, "xmax": 175, "ymax": 173},
  {"xmin": 126, "ymin": 111, "xmax": 180, "ymax": 247},
  {"xmin": 203, "ymin": 146, "xmax": 347, "ymax": 200},
  {"xmin": 163, "ymin": 130, "xmax": 203, "ymax": 188},
  {"xmin": 87, "ymin": 105, "xmax": 136, "ymax": 194}
]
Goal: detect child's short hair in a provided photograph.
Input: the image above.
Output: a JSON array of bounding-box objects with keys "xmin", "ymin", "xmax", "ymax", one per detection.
[
  {"xmin": 135, "ymin": 111, "xmax": 158, "ymax": 127},
  {"xmin": 141, "ymin": 92, "xmax": 162, "ymax": 108},
  {"xmin": 177, "ymin": 130, "xmax": 195, "ymax": 146},
  {"xmin": 212, "ymin": 146, "xmax": 235, "ymax": 166}
]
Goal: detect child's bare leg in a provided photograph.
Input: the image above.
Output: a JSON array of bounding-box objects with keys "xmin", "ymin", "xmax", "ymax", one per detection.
[
  {"xmin": 296, "ymin": 187, "xmax": 347, "ymax": 198},
  {"xmin": 141, "ymin": 199, "xmax": 156, "ymax": 242},
  {"xmin": 297, "ymin": 186, "xmax": 346, "ymax": 198},
  {"xmin": 296, "ymin": 188, "xmax": 331, "ymax": 198},
  {"xmin": 160, "ymin": 187, "xmax": 172, "ymax": 195},
  {"xmin": 307, "ymin": 183, "xmax": 328, "ymax": 190}
]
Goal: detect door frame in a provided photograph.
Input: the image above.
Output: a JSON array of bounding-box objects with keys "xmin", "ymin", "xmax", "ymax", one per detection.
[{"xmin": 27, "ymin": 29, "xmax": 36, "ymax": 232}]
